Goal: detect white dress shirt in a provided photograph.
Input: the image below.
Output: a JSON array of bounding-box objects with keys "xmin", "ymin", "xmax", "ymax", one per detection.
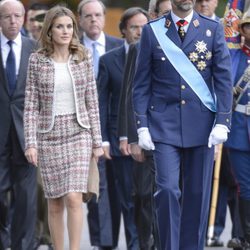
[
  {"xmin": 83, "ymin": 31, "xmax": 106, "ymax": 56},
  {"xmin": 0, "ymin": 32, "xmax": 22, "ymax": 76},
  {"xmin": 171, "ymin": 10, "xmax": 194, "ymax": 32}
]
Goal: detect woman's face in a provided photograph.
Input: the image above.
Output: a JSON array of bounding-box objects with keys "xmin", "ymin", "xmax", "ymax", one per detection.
[{"xmin": 51, "ymin": 15, "xmax": 74, "ymax": 47}]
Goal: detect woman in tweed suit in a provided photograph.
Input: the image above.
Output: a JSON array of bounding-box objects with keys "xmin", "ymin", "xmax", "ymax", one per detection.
[{"xmin": 24, "ymin": 6, "xmax": 103, "ymax": 250}]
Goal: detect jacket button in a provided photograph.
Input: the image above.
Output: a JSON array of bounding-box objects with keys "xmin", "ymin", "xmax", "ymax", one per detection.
[
  {"xmin": 137, "ymin": 120, "xmax": 141, "ymax": 124},
  {"xmin": 181, "ymin": 100, "xmax": 186, "ymax": 105},
  {"xmin": 151, "ymin": 105, "xmax": 154, "ymax": 109},
  {"xmin": 181, "ymin": 85, "xmax": 186, "ymax": 90}
]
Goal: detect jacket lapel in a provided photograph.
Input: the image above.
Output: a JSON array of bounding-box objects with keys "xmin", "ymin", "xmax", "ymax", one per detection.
[
  {"xmin": 165, "ymin": 16, "xmax": 182, "ymax": 48},
  {"xmin": 0, "ymin": 39, "xmax": 9, "ymax": 94},
  {"xmin": 113, "ymin": 45, "xmax": 125, "ymax": 73},
  {"xmin": 182, "ymin": 12, "xmax": 200, "ymax": 49},
  {"xmin": 16, "ymin": 38, "xmax": 28, "ymax": 93}
]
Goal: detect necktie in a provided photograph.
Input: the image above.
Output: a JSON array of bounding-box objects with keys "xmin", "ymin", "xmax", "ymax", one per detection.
[
  {"xmin": 92, "ymin": 42, "xmax": 100, "ymax": 79},
  {"xmin": 176, "ymin": 19, "xmax": 188, "ymax": 42},
  {"xmin": 6, "ymin": 40, "xmax": 16, "ymax": 95}
]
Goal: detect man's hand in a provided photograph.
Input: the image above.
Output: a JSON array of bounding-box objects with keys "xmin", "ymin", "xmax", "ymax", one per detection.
[
  {"xmin": 25, "ymin": 147, "xmax": 38, "ymax": 167},
  {"xmin": 119, "ymin": 139, "xmax": 130, "ymax": 156},
  {"xmin": 130, "ymin": 143, "xmax": 145, "ymax": 162},
  {"xmin": 92, "ymin": 147, "xmax": 104, "ymax": 162},
  {"xmin": 137, "ymin": 127, "xmax": 155, "ymax": 150},
  {"xmin": 208, "ymin": 124, "xmax": 229, "ymax": 148},
  {"xmin": 102, "ymin": 145, "xmax": 112, "ymax": 160}
]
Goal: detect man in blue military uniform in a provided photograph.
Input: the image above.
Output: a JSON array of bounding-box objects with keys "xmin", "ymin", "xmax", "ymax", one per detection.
[
  {"xmin": 133, "ymin": 0, "xmax": 233, "ymax": 249},
  {"xmin": 225, "ymin": 8, "xmax": 250, "ymax": 250}
]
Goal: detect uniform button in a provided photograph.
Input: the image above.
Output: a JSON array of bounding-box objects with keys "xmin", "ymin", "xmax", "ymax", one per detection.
[
  {"xmin": 151, "ymin": 105, "xmax": 154, "ymax": 109},
  {"xmin": 137, "ymin": 120, "xmax": 141, "ymax": 124},
  {"xmin": 181, "ymin": 85, "xmax": 186, "ymax": 90},
  {"xmin": 226, "ymin": 118, "xmax": 229, "ymax": 123},
  {"xmin": 161, "ymin": 57, "xmax": 166, "ymax": 61},
  {"xmin": 181, "ymin": 100, "xmax": 186, "ymax": 105}
]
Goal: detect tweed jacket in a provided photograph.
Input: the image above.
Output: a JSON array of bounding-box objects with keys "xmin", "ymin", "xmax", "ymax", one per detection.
[{"xmin": 24, "ymin": 50, "xmax": 102, "ymax": 150}]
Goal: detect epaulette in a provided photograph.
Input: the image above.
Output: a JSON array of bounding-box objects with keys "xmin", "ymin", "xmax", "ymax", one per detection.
[
  {"xmin": 198, "ymin": 13, "xmax": 219, "ymax": 24},
  {"xmin": 148, "ymin": 15, "xmax": 165, "ymax": 24}
]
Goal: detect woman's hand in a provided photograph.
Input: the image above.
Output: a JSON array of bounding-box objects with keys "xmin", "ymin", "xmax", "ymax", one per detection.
[
  {"xmin": 25, "ymin": 147, "xmax": 38, "ymax": 167},
  {"xmin": 92, "ymin": 147, "xmax": 104, "ymax": 162}
]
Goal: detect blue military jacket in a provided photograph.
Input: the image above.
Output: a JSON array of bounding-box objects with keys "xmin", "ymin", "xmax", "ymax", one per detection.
[
  {"xmin": 226, "ymin": 49, "xmax": 250, "ymax": 151},
  {"xmin": 133, "ymin": 11, "xmax": 233, "ymax": 148}
]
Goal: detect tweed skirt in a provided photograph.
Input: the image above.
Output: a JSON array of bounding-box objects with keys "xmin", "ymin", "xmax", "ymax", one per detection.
[{"xmin": 37, "ymin": 113, "xmax": 92, "ymax": 198}]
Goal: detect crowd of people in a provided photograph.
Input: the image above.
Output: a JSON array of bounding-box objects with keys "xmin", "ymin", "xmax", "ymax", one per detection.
[{"xmin": 0, "ymin": 0, "xmax": 250, "ymax": 250}]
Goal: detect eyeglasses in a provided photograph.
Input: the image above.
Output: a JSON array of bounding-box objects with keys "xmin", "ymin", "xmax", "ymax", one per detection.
[{"xmin": 0, "ymin": 13, "xmax": 24, "ymax": 21}]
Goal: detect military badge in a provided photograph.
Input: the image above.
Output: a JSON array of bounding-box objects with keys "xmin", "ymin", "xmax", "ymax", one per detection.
[
  {"xmin": 206, "ymin": 29, "xmax": 212, "ymax": 37},
  {"xmin": 188, "ymin": 41, "xmax": 212, "ymax": 71},
  {"xmin": 197, "ymin": 61, "xmax": 206, "ymax": 71},
  {"xmin": 205, "ymin": 51, "xmax": 212, "ymax": 60},
  {"xmin": 195, "ymin": 41, "xmax": 207, "ymax": 53},
  {"xmin": 193, "ymin": 19, "xmax": 199, "ymax": 27},
  {"xmin": 189, "ymin": 52, "xmax": 198, "ymax": 62}
]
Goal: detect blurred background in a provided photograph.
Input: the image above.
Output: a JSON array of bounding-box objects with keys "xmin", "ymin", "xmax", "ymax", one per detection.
[{"xmin": 20, "ymin": 0, "xmax": 228, "ymax": 37}]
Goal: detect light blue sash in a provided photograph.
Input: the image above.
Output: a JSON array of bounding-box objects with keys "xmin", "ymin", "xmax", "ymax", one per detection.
[{"xmin": 150, "ymin": 18, "xmax": 216, "ymax": 112}]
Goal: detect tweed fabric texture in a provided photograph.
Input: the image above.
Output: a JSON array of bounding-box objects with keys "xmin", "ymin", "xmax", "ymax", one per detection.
[
  {"xmin": 24, "ymin": 51, "xmax": 102, "ymax": 150},
  {"xmin": 38, "ymin": 113, "xmax": 92, "ymax": 198}
]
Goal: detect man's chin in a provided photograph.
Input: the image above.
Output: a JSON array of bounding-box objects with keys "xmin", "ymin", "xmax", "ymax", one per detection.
[{"xmin": 179, "ymin": 3, "xmax": 193, "ymax": 12}]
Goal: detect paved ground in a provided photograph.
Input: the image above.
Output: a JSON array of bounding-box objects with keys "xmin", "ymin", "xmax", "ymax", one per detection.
[{"xmin": 38, "ymin": 206, "xmax": 234, "ymax": 250}]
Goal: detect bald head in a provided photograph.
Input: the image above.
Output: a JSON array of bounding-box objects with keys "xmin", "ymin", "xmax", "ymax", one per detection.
[
  {"xmin": 0, "ymin": 0, "xmax": 25, "ymax": 40},
  {"xmin": 0, "ymin": 0, "xmax": 25, "ymax": 13}
]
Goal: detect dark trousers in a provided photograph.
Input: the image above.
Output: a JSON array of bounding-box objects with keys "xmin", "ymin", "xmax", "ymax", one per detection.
[
  {"xmin": 111, "ymin": 156, "xmax": 138, "ymax": 250},
  {"xmin": 154, "ymin": 143, "xmax": 214, "ymax": 250},
  {"xmin": 0, "ymin": 124, "xmax": 37, "ymax": 250},
  {"xmin": 229, "ymin": 149, "xmax": 250, "ymax": 244},
  {"xmin": 133, "ymin": 154, "xmax": 157, "ymax": 250},
  {"xmin": 87, "ymin": 158, "xmax": 121, "ymax": 247}
]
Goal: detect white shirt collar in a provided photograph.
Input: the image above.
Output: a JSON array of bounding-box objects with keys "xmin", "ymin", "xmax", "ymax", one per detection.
[
  {"xmin": 83, "ymin": 31, "xmax": 105, "ymax": 48},
  {"xmin": 124, "ymin": 40, "xmax": 129, "ymax": 54},
  {"xmin": 171, "ymin": 10, "xmax": 193, "ymax": 31},
  {"xmin": 211, "ymin": 13, "xmax": 216, "ymax": 20},
  {"xmin": 1, "ymin": 32, "xmax": 22, "ymax": 48}
]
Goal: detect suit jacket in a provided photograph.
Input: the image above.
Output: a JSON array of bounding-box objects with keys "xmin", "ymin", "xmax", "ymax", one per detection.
[
  {"xmin": 98, "ymin": 45, "xmax": 126, "ymax": 156},
  {"xmin": 225, "ymin": 49, "xmax": 250, "ymax": 151},
  {"xmin": 24, "ymin": 51, "xmax": 102, "ymax": 150},
  {"xmin": 104, "ymin": 34, "xmax": 123, "ymax": 52},
  {"xmin": 117, "ymin": 43, "xmax": 138, "ymax": 143},
  {"xmin": 0, "ymin": 36, "xmax": 36, "ymax": 154},
  {"xmin": 133, "ymin": 12, "xmax": 233, "ymax": 147}
]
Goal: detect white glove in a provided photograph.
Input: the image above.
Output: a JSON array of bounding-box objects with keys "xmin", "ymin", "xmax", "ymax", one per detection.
[
  {"xmin": 208, "ymin": 124, "xmax": 229, "ymax": 148},
  {"xmin": 137, "ymin": 127, "xmax": 155, "ymax": 150}
]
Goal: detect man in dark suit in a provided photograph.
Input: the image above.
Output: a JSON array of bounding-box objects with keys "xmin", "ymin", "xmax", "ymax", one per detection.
[
  {"xmin": 133, "ymin": 0, "xmax": 233, "ymax": 249},
  {"xmin": 77, "ymin": 1, "xmax": 123, "ymax": 249},
  {"xmin": 98, "ymin": 7, "xmax": 149, "ymax": 250},
  {"xmin": 117, "ymin": 1, "xmax": 172, "ymax": 249},
  {"xmin": 0, "ymin": 1, "xmax": 37, "ymax": 249}
]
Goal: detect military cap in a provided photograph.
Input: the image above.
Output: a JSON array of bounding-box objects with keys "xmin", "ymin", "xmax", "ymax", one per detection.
[{"xmin": 239, "ymin": 7, "xmax": 250, "ymax": 27}]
